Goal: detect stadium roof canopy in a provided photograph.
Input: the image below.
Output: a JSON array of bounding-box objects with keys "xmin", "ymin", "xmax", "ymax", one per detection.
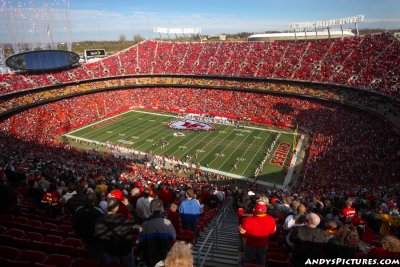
[{"xmin": 247, "ymin": 30, "xmax": 354, "ymax": 41}]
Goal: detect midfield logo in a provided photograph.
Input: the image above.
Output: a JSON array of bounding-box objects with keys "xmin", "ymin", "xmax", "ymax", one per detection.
[{"xmin": 168, "ymin": 119, "xmax": 215, "ymax": 131}]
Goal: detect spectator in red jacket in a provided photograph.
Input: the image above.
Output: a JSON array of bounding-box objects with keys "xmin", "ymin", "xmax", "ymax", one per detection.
[
  {"xmin": 340, "ymin": 199, "xmax": 356, "ymax": 224},
  {"xmin": 239, "ymin": 201, "xmax": 276, "ymax": 265},
  {"xmin": 41, "ymin": 182, "xmax": 61, "ymax": 216},
  {"xmin": 157, "ymin": 183, "xmax": 174, "ymax": 210}
]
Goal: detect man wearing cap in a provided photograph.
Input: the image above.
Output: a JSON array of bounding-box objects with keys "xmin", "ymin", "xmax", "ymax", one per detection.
[
  {"xmin": 239, "ymin": 201, "xmax": 276, "ymax": 265},
  {"xmin": 109, "ymin": 189, "xmax": 132, "ymax": 219}
]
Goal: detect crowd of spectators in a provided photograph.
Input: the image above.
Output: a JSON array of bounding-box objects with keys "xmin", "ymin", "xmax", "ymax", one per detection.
[
  {"xmin": 0, "ymin": 123, "xmax": 225, "ymax": 265},
  {"xmin": 1, "ymin": 87, "xmax": 399, "ymax": 194},
  {"xmin": 0, "ymin": 34, "xmax": 399, "ymax": 264},
  {"xmin": 1, "ymin": 32, "xmax": 399, "ymax": 98},
  {"xmin": 234, "ymin": 182, "xmax": 400, "ymax": 265},
  {"xmin": 0, "ymin": 83, "xmax": 398, "ymax": 266}
]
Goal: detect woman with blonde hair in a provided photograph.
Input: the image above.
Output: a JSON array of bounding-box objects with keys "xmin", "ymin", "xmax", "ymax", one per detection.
[
  {"xmin": 326, "ymin": 224, "xmax": 360, "ymax": 258},
  {"xmin": 368, "ymin": 235, "xmax": 400, "ymax": 259},
  {"xmin": 155, "ymin": 241, "xmax": 193, "ymax": 267}
]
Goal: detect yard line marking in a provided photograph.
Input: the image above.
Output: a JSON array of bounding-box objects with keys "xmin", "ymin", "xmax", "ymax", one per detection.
[
  {"xmin": 70, "ymin": 111, "xmax": 151, "ymax": 139},
  {"xmin": 132, "ymin": 109, "xmax": 294, "ymax": 135},
  {"xmin": 130, "ymin": 109, "xmax": 178, "ymax": 118},
  {"xmin": 196, "ymin": 128, "xmax": 239, "ymax": 164},
  {"xmin": 165, "ymin": 129, "xmax": 218, "ymax": 157},
  {"xmin": 244, "ymin": 125, "xmax": 294, "ymax": 134},
  {"xmin": 212, "ymin": 130, "xmax": 259, "ymax": 169},
  {"xmin": 65, "ymin": 109, "xmax": 299, "ymax": 186},
  {"xmin": 80, "ymin": 113, "xmax": 161, "ymax": 143},
  {"xmin": 240, "ymin": 132, "xmax": 274, "ymax": 177},
  {"xmin": 67, "ymin": 110, "xmax": 133, "ymax": 135},
  {"xmin": 226, "ymin": 131, "xmax": 269, "ymax": 174}
]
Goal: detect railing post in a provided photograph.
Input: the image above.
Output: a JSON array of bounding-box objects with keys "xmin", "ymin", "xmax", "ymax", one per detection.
[{"xmin": 196, "ymin": 197, "xmax": 233, "ymax": 267}]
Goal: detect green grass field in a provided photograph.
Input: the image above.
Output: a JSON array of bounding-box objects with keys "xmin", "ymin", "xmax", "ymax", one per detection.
[{"xmin": 64, "ymin": 110, "xmax": 300, "ymax": 185}]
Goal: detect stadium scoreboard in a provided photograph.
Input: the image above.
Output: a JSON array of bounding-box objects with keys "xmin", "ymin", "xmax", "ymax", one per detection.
[{"xmin": 84, "ymin": 49, "xmax": 106, "ymax": 61}]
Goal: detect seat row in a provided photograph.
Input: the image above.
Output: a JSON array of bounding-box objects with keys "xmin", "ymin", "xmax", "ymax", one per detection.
[
  {"xmin": 0, "ymin": 246, "xmax": 125, "ymax": 267},
  {"xmin": 1, "ymin": 33, "xmax": 399, "ymax": 98}
]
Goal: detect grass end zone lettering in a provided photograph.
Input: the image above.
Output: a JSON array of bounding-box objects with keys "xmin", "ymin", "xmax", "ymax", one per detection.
[{"xmin": 270, "ymin": 142, "xmax": 291, "ymax": 167}]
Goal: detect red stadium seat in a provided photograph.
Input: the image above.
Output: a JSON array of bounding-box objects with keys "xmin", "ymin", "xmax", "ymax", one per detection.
[
  {"xmin": 34, "ymin": 262, "xmax": 58, "ymax": 267},
  {"xmin": 18, "ymin": 250, "xmax": 46, "ymax": 264},
  {"xmin": 266, "ymin": 252, "xmax": 288, "ymax": 261},
  {"xmin": 101, "ymin": 263, "xmax": 126, "ymax": 267},
  {"xmin": 42, "ymin": 254, "xmax": 71, "ymax": 267},
  {"xmin": 28, "ymin": 220, "xmax": 43, "ymax": 227},
  {"xmin": 71, "ymin": 257, "xmax": 100, "ymax": 267},
  {"xmin": 32, "ymin": 241, "xmax": 56, "ymax": 253},
  {"xmin": 267, "ymin": 242, "xmax": 283, "ymax": 253},
  {"xmin": 57, "ymin": 225, "xmax": 73, "ymax": 234},
  {"xmin": 40, "ymin": 235, "xmax": 63, "ymax": 245},
  {"xmin": 61, "ymin": 238, "xmax": 82, "ymax": 247},
  {"xmin": 10, "ymin": 238, "xmax": 33, "ymax": 250},
  {"xmin": 7, "ymin": 258, "xmax": 35, "ymax": 267},
  {"xmin": 0, "ymin": 246, "xmax": 21, "ymax": 260},
  {"xmin": 267, "ymin": 259, "xmax": 290, "ymax": 267},
  {"xmin": 176, "ymin": 230, "xmax": 195, "ymax": 244},
  {"xmin": 41, "ymin": 223, "xmax": 58, "ymax": 230},
  {"xmin": 23, "ymin": 232, "xmax": 44, "ymax": 241},
  {"xmin": 54, "ymin": 244, "xmax": 86, "ymax": 258},
  {"xmin": 14, "ymin": 216, "xmax": 29, "ymax": 224},
  {"xmin": 4, "ymin": 228, "xmax": 25, "ymax": 239}
]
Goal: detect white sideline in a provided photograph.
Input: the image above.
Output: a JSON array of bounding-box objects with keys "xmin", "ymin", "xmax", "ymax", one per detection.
[
  {"xmin": 67, "ymin": 110, "xmax": 133, "ymax": 135},
  {"xmin": 64, "ymin": 133, "xmax": 288, "ymax": 189},
  {"xmin": 282, "ymin": 134, "xmax": 304, "ymax": 188}
]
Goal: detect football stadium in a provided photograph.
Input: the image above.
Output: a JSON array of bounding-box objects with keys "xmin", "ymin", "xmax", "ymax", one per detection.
[{"xmin": 0, "ymin": 1, "xmax": 399, "ymax": 266}]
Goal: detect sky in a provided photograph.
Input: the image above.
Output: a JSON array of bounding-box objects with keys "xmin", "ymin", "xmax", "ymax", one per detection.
[{"xmin": 1, "ymin": 0, "xmax": 400, "ymax": 42}]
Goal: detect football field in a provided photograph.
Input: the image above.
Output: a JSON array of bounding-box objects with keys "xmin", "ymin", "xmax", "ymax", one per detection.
[{"xmin": 64, "ymin": 110, "xmax": 301, "ymax": 185}]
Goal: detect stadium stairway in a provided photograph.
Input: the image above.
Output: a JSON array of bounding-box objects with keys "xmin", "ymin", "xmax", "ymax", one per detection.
[{"xmin": 192, "ymin": 198, "xmax": 240, "ymax": 267}]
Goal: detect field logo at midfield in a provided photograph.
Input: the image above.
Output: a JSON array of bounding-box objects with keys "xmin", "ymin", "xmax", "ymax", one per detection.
[
  {"xmin": 270, "ymin": 143, "xmax": 291, "ymax": 167},
  {"xmin": 167, "ymin": 119, "xmax": 215, "ymax": 131}
]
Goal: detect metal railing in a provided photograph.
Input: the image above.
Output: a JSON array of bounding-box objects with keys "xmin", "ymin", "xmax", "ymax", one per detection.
[
  {"xmin": 196, "ymin": 228, "xmax": 214, "ymax": 267},
  {"xmin": 214, "ymin": 197, "xmax": 232, "ymax": 248},
  {"xmin": 196, "ymin": 197, "xmax": 233, "ymax": 267}
]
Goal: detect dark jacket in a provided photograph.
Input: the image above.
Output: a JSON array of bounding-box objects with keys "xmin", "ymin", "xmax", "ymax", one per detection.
[
  {"xmin": 66, "ymin": 193, "xmax": 86, "ymax": 213},
  {"xmin": 289, "ymin": 226, "xmax": 329, "ymax": 266},
  {"xmin": 326, "ymin": 237, "xmax": 357, "ymax": 258},
  {"xmin": 72, "ymin": 204, "xmax": 105, "ymax": 243},
  {"xmin": 95, "ymin": 213, "xmax": 135, "ymax": 256},
  {"xmin": 138, "ymin": 212, "xmax": 176, "ymax": 267}
]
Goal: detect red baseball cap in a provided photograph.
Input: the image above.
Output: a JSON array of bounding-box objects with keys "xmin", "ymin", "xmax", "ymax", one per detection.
[
  {"xmin": 110, "ymin": 189, "xmax": 124, "ymax": 201},
  {"xmin": 254, "ymin": 202, "xmax": 267, "ymax": 214}
]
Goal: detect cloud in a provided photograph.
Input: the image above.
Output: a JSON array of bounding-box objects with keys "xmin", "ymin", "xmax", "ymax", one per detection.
[
  {"xmin": 1, "ymin": 7, "xmax": 400, "ymax": 42},
  {"xmin": 64, "ymin": 9, "xmax": 292, "ymax": 40}
]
